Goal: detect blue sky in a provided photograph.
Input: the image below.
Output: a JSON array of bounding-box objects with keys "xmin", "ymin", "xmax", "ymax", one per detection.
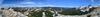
[{"xmin": 0, "ymin": 0, "xmax": 100, "ymax": 7}]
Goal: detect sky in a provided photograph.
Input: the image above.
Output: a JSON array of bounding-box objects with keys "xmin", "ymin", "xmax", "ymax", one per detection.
[{"xmin": 0, "ymin": 0, "xmax": 100, "ymax": 7}]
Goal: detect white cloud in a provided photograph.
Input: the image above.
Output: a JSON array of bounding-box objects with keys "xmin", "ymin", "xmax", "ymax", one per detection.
[
  {"xmin": 0, "ymin": 4, "xmax": 81, "ymax": 8},
  {"xmin": 20, "ymin": 1, "xmax": 36, "ymax": 4}
]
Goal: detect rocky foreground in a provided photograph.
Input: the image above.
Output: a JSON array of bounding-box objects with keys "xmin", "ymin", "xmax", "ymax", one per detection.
[{"xmin": 0, "ymin": 7, "xmax": 100, "ymax": 17}]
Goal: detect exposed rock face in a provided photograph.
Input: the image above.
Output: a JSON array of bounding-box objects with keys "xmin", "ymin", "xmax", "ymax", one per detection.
[
  {"xmin": 83, "ymin": 7, "xmax": 100, "ymax": 17},
  {"xmin": 2, "ymin": 9, "xmax": 28, "ymax": 17},
  {"xmin": 0, "ymin": 10, "xmax": 2, "ymax": 17},
  {"xmin": 2, "ymin": 7, "xmax": 100, "ymax": 17}
]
